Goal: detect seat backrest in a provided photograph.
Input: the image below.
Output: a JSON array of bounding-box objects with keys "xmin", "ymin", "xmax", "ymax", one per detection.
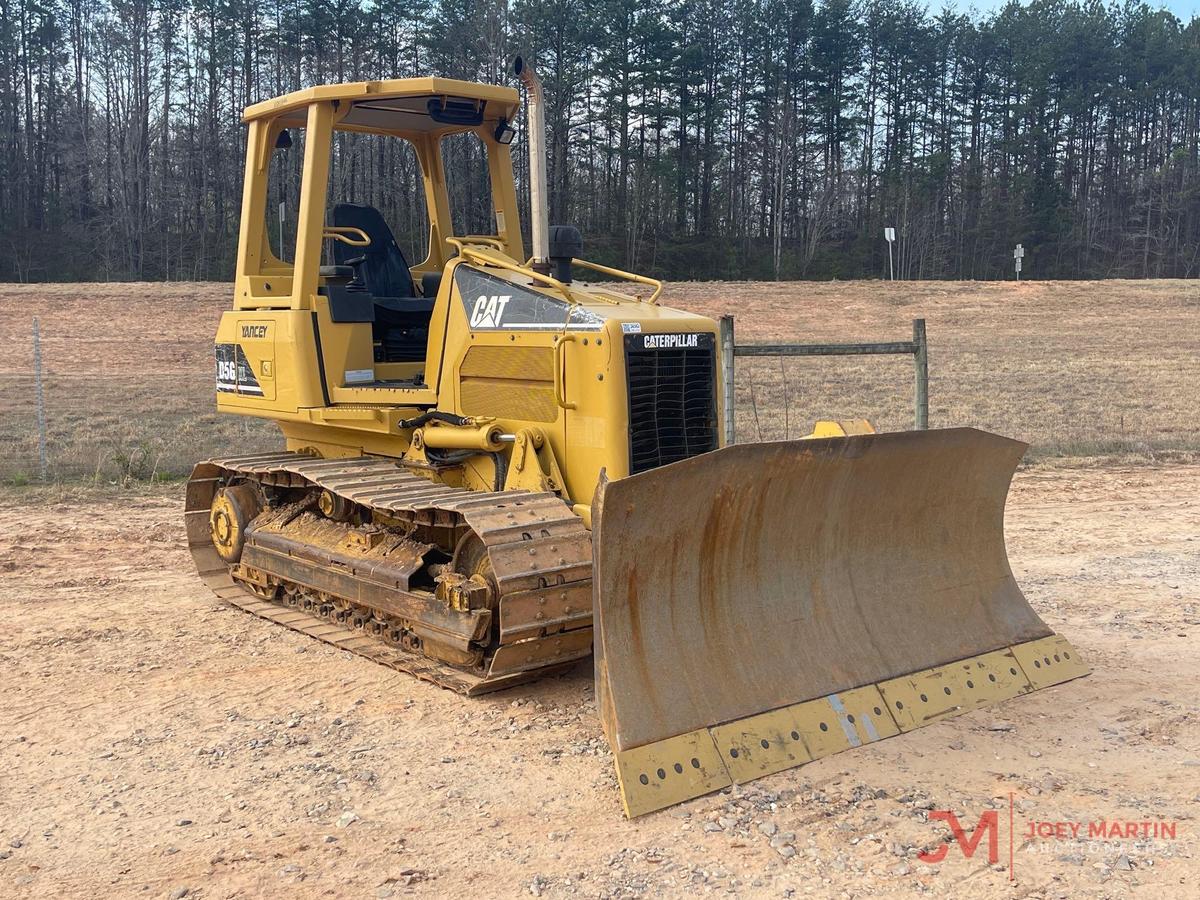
[{"xmin": 330, "ymin": 203, "xmax": 417, "ymax": 298}]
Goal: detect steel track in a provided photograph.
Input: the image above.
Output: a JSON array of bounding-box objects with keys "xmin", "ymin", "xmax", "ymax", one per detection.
[{"xmin": 185, "ymin": 451, "xmax": 593, "ymax": 695}]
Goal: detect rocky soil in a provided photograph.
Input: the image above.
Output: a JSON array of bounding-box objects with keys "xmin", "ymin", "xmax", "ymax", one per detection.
[{"xmin": 1, "ymin": 462, "xmax": 1197, "ymax": 897}]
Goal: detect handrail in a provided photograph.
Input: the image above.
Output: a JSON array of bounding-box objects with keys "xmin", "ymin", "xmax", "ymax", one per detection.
[
  {"xmin": 456, "ymin": 234, "xmax": 507, "ymax": 251},
  {"xmin": 450, "ymin": 242, "xmax": 578, "ymax": 304},
  {"xmin": 322, "ymin": 226, "xmax": 371, "ymax": 247},
  {"xmin": 450, "ymin": 241, "xmax": 664, "ymax": 308},
  {"xmin": 571, "ymin": 258, "xmax": 664, "ymax": 304}
]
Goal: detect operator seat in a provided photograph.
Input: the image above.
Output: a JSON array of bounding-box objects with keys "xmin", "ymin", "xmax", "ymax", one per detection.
[
  {"xmin": 329, "ymin": 203, "xmax": 433, "ymax": 364},
  {"xmin": 330, "ymin": 202, "xmax": 418, "ymax": 298}
]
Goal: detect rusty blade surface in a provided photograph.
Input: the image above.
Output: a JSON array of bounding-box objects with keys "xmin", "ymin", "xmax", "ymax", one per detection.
[{"xmin": 593, "ymin": 427, "xmax": 1052, "ymax": 752}]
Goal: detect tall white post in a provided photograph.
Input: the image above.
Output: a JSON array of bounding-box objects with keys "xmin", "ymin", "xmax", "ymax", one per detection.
[{"xmin": 33, "ymin": 317, "xmax": 48, "ymax": 481}]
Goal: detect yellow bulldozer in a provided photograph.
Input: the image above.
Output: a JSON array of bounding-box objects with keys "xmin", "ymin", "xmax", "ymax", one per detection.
[{"xmin": 186, "ymin": 59, "xmax": 1088, "ymax": 817}]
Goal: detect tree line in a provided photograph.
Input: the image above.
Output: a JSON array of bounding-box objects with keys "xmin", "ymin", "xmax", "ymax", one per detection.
[{"xmin": 3, "ymin": 0, "xmax": 1200, "ymax": 283}]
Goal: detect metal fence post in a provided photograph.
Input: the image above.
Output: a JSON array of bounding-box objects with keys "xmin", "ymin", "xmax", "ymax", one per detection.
[
  {"xmin": 913, "ymin": 318, "xmax": 929, "ymax": 430},
  {"xmin": 33, "ymin": 317, "xmax": 48, "ymax": 480},
  {"xmin": 719, "ymin": 315, "xmax": 736, "ymax": 445}
]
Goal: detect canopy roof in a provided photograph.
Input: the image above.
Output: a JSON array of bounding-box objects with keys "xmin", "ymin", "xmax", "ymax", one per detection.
[{"xmin": 243, "ymin": 77, "xmax": 521, "ymax": 136}]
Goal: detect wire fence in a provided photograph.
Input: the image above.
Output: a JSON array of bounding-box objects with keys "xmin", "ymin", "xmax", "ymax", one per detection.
[
  {"xmin": 1, "ymin": 319, "xmax": 277, "ymax": 484},
  {"xmin": 3, "ymin": 315, "xmax": 930, "ymax": 485},
  {"xmin": 721, "ymin": 316, "xmax": 928, "ymax": 444},
  {"xmin": 2, "ymin": 303, "xmax": 1196, "ymax": 485}
]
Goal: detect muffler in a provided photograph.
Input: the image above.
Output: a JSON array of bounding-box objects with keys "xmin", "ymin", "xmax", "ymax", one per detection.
[{"xmin": 514, "ymin": 56, "xmax": 550, "ymax": 274}]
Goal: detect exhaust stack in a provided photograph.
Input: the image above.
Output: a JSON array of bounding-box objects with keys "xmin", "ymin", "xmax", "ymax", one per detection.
[{"xmin": 514, "ymin": 56, "xmax": 550, "ymax": 273}]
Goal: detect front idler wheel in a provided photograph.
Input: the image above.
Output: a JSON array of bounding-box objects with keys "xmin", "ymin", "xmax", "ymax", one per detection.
[{"xmin": 209, "ymin": 482, "xmax": 261, "ymax": 563}]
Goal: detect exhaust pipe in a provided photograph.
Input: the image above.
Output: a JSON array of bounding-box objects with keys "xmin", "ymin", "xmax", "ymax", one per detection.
[{"xmin": 514, "ymin": 56, "xmax": 550, "ymax": 274}]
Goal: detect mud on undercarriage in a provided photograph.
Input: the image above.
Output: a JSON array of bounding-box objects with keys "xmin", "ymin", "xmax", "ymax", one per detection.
[{"xmin": 185, "ymin": 451, "xmax": 593, "ymax": 695}]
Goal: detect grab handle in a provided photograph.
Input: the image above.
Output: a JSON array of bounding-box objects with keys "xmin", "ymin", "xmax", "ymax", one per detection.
[{"xmin": 553, "ymin": 335, "xmax": 577, "ymax": 410}]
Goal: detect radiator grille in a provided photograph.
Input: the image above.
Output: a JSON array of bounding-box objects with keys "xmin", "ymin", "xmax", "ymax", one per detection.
[{"xmin": 624, "ymin": 333, "xmax": 718, "ymax": 475}]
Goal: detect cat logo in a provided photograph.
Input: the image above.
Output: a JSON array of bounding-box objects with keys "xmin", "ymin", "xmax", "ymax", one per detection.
[{"xmin": 469, "ymin": 294, "xmax": 511, "ymax": 328}]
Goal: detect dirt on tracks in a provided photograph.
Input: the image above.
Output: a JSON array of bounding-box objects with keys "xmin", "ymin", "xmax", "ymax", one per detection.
[{"xmin": 1, "ymin": 462, "xmax": 1197, "ymax": 898}]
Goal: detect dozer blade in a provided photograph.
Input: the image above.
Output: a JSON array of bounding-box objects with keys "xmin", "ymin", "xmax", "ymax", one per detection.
[{"xmin": 592, "ymin": 427, "xmax": 1088, "ymax": 817}]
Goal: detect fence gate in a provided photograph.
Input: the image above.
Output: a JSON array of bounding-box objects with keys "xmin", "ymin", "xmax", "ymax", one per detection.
[{"xmin": 718, "ymin": 316, "xmax": 929, "ymax": 445}]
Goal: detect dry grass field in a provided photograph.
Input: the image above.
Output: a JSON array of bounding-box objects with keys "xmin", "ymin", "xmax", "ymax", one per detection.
[
  {"xmin": 1, "ymin": 278, "xmax": 1198, "ymax": 483},
  {"xmin": 0, "ymin": 282, "xmax": 272, "ymax": 484},
  {"xmin": 671, "ymin": 279, "xmax": 1200, "ymax": 456},
  {"xmin": 0, "ymin": 278, "xmax": 1198, "ymax": 898}
]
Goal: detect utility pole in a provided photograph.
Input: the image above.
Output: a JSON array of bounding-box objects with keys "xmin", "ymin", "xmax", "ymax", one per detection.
[
  {"xmin": 884, "ymin": 227, "xmax": 896, "ymax": 281},
  {"xmin": 1014, "ymin": 243, "xmax": 1025, "ymax": 281}
]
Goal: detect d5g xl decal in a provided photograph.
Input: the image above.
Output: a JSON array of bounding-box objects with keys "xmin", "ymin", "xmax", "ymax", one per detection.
[{"xmin": 215, "ymin": 343, "xmax": 263, "ymax": 396}]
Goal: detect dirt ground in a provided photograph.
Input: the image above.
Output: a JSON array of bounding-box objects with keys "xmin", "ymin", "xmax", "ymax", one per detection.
[{"xmin": 1, "ymin": 463, "xmax": 1197, "ymax": 899}]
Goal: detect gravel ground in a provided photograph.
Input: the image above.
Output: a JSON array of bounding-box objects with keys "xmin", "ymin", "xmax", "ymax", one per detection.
[{"xmin": 1, "ymin": 461, "xmax": 1197, "ymax": 898}]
